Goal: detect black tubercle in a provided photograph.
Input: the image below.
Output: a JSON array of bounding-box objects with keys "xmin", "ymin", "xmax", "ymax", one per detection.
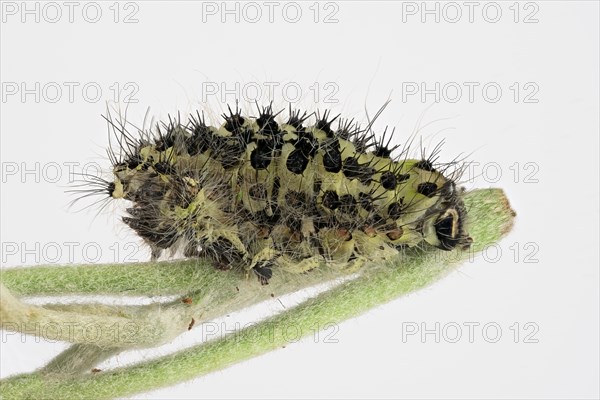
[
  {"xmin": 256, "ymin": 104, "xmax": 282, "ymax": 136},
  {"xmin": 322, "ymin": 139, "xmax": 342, "ymax": 173},
  {"xmin": 322, "ymin": 191, "xmax": 340, "ymax": 210},
  {"xmin": 380, "ymin": 171, "xmax": 397, "ymax": 190},
  {"xmin": 373, "ymin": 127, "xmax": 399, "ymax": 158},
  {"xmin": 315, "ymin": 110, "xmax": 340, "ymax": 138},
  {"xmin": 126, "ymin": 156, "xmax": 142, "ymax": 170},
  {"xmin": 286, "ymin": 148, "xmax": 309, "ymax": 174},
  {"xmin": 186, "ymin": 111, "xmax": 212, "ymax": 155},
  {"xmin": 388, "ymin": 201, "xmax": 404, "ymax": 219},
  {"xmin": 295, "ymin": 131, "xmax": 318, "ymax": 156},
  {"xmin": 374, "ymin": 145, "xmax": 392, "ymax": 158},
  {"xmin": 153, "ymin": 116, "xmax": 179, "ymax": 151},
  {"xmin": 222, "ymin": 105, "xmax": 245, "ymax": 135},
  {"xmin": 342, "ymin": 157, "xmax": 375, "ymax": 184},
  {"xmin": 415, "ymin": 159, "xmax": 435, "ymax": 172},
  {"xmin": 251, "ymin": 140, "xmax": 274, "ymax": 169},
  {"xmin": 286, "ymin": 107, "xmax": 312, "ymax": 129},
  {"xmin": 417, "ymin": 182, "xmax": 438, "ymax": 198}
]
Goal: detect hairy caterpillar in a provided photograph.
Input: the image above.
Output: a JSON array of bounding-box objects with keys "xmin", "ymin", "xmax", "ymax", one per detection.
[{"xmin": 82, "ymin": 102, "xmax": 472, "ymax": 284}]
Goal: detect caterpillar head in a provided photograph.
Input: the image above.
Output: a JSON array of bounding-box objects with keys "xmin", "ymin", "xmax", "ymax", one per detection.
[{"xmin": 421, "ymin": 182, "xmax": 471, "ymax": 251}]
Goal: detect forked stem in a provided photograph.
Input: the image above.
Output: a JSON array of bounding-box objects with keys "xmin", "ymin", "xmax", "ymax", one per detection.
[{"xmin": 0, "ymin": 189, "xmax": 515, "ymax": 400}]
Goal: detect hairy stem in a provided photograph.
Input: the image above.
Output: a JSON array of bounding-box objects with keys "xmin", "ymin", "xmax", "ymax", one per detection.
[
  {"xmin": 40, "ymin": 344, "xmax": 125, "ymax": 376},
  {"xmin": 0, "ymin": 189, "xmax": 515, "ymax": 400},
  {"xmin": 0, "ymin": 282, "xmax": 193, "ymax": 347}
]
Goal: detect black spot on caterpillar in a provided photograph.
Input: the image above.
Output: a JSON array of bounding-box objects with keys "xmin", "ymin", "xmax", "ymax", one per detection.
[{"xmin": 79, "ymin": 102, "xmax": 472, "ymax": 283}]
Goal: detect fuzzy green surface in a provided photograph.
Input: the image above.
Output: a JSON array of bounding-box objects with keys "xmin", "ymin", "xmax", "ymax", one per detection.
[
  {"xmin": 0, "ymin": 188, "xmax": 515, "ymax": 400},
  {"xmin": 0, "ymin": 258, "xmax": 215, "ymax": 296}
]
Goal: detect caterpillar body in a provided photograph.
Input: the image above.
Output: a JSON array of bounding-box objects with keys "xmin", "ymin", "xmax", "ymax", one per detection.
[{"xmin": 94, "ymin": 103, "xmax": 472, "ymax": 284}]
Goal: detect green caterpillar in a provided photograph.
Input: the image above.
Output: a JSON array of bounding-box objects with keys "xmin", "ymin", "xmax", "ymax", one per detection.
[{"xmin": 100, "ymin": 103, "xmax": 471, "ymax": 284}]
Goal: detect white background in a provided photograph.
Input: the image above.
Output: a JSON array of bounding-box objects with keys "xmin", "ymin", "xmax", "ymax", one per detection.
[{"xmin": 1, "ymin": 1, "xmax": 599, "ymax": 399}]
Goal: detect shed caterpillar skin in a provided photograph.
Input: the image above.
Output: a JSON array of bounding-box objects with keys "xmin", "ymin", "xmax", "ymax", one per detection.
[{"xmin": 91, "ymin": 103, "xmax": 472, "ymax": 284}]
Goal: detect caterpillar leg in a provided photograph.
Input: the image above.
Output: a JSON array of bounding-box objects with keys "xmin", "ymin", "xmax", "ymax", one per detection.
[
  {"xmin": 252, "ymin": 260, "xmax": 274, "ymax": 285},
  {"xmin": 247, "ymin": 239, "xmax": 280, "ymax": 285}
]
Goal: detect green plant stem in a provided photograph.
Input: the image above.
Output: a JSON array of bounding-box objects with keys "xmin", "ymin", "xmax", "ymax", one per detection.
[
  {"xmin": 0, "ymin": 267, "xmax": 349, "ymax": 347},
  {"xmin": 0, "ymin": 188, "xmax": 515, "ymax": 400},
  {"xmin": 1, "ymin": 251, "xmax": 353, "ymax": 376},
  {"xmin": 40, "ymin": 344, "xmax": 125, "ymax": 376},
  {"xmin": 0, "ymin": 250, "xmax": 352, "ymax": 298},
  {"xmin": 0, "ymin": 258, "xmax": 226, "ymax": 297}
]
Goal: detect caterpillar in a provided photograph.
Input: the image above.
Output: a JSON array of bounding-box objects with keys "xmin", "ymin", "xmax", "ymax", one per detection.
[{"xmin": 82, "ymin": 102, "xmax": 472, "ymax": 284}]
